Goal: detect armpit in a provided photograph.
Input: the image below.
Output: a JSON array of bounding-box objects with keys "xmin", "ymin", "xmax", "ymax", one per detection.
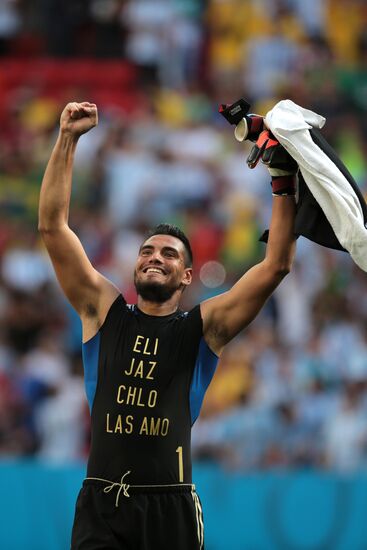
[
  {"xmin": 205, "ymin": 321, "xmax": 229, "ymax": 352},
  {"xmin": 85, "ymin": 302, "xmax": 98, "ymax": 318}
]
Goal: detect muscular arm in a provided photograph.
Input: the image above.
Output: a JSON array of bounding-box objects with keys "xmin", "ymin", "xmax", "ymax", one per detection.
[
  {"xmin": 201, "ymin": 195, "xmax": 296, "ymax": 355},
  {"xmin": 38, "ymin": 102, "xmax": 119, "ymax": 341}
]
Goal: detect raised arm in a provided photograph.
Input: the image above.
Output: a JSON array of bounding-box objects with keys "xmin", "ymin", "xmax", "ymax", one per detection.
[
  {"xmin": 201, "ymin": 129, "xmax": 297, "ymax": 355},
  {"xmin": 38, "ymin": 102, "xmax": 119, "ymax": 341}
]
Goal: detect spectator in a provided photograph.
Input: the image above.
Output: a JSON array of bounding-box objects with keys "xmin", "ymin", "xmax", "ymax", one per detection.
[{"xmin": 0, "ymin": 0, "xmax": 367, "ymax": 473}]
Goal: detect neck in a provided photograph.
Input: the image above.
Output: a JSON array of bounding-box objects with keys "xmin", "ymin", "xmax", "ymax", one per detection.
[{"xmin": 137, "ymin": 295, "xmax": 180, "ymax": 316}]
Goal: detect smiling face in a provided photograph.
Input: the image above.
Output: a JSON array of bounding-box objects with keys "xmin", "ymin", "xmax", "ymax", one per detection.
[{"xmin": 134, "ymin": 234, "xmax": 193, "ymax": 304}]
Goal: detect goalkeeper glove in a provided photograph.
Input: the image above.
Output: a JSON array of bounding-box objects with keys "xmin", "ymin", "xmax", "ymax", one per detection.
[{"xmin": 247, "ymin": 129, "xmax": 298, "ymax": 196}]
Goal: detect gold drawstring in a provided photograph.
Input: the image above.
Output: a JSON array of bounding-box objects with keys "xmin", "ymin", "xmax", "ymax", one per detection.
[{"xmin": 102, "ymin": 471, "xmax": 131, "ymax": 507}]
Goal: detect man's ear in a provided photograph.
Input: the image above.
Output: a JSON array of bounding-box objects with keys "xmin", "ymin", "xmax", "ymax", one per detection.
[{"xmin": 182, "ymin": 268, "xmax": 193, "ymax": 287}]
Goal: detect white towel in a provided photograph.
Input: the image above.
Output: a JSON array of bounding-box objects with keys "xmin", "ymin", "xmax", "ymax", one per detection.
[{"xmin": 257, "ymin": 100, "xmax": 367, "ymax": 272}]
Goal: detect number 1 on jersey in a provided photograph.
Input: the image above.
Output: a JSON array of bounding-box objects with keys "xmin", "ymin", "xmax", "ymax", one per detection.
[{"xmin": 176, "ymin": 446, "xmax": 184, "ymax": 482}]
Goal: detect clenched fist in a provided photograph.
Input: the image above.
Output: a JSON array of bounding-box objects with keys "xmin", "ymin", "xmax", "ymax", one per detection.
[{"xmin": 60, "ymin": 102, "xmax": 98, "ymax": 138}]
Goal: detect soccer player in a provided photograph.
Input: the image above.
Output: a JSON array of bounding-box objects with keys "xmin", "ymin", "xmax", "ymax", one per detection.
[{"xmin": 39, "ymin": 102, "xmax": 296, "ymax": 549}]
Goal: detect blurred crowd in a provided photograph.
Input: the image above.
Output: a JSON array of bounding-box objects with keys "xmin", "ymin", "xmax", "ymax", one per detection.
[{"xmin": 0, "ymin": 0, "xmax": 367, "ymax": 471}]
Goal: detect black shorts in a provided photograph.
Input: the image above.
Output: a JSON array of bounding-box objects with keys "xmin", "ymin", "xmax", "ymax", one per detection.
[{"xmin": 71, "ymin": 479, "xmax": 204, "ymax": 550}]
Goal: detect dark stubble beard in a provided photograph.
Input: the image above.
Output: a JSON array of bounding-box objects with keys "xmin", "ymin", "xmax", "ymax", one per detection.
[{"xmin": 134, "ymin": 275, "xmax": 181, "ymax": 304}]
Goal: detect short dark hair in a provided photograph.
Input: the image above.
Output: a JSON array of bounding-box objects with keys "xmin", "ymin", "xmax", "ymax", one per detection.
[{"xmin": 146, "ymin": 223, "xmax": 193, "ymax": 267}]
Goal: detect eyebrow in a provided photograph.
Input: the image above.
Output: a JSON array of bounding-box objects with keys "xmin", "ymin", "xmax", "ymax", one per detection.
[{"xmin": 139, "ymin": 245, "xmax": 180, "ymax": 255}]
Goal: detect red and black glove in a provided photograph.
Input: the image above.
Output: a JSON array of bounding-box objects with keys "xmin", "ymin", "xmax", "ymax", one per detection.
[
  {"xmin": 247, "ymin": 129, "xmax": 298, "ymax": 196},
  {"xmin": 234, "ymin": 114, "xmax": 265, "ymax": 142},
  {"xmin": 219, "ymin": 100, "xmax": 298, "ymax": 196},
  {"xmin": 218, "ymin": 100, "xmax": 264, "ymax": 142}
]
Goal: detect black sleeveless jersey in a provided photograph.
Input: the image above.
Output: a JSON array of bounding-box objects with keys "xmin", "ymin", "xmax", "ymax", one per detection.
[{"xmin": 82, "ymin": 295, "xmax": 218, "ymax": 485}]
